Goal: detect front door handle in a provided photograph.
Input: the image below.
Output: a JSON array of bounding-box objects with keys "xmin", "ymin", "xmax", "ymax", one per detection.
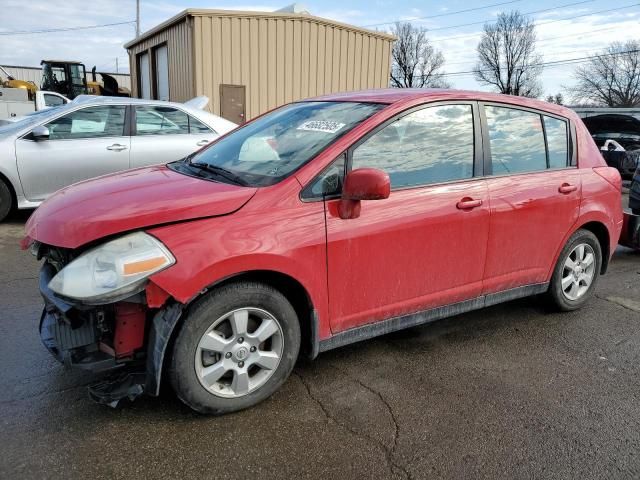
[
  {"xmin": 106, "ymin": 144, "xmax": 127, "ymax": 152},
  {"xmin": 558, "ymin": 183, "xmax": 578, "ymax": 194},
  {"xmin": 456, "ymin": 197, "xmax": 483, "ymax": 210},
  {"xmin": 196, "ymin": 140, "xmax": 209, "ymax": 147}
]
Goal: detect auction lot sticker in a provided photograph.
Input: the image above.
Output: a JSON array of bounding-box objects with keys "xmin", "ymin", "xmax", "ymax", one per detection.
[{"xmin": 297, "ymin": 120, "xmax": 346, "ymax": 134}]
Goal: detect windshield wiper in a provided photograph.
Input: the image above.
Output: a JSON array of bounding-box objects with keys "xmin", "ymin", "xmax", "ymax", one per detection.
[{"xmin": 188, "ymin": 162, "xmax": 249, "ymax": 186}]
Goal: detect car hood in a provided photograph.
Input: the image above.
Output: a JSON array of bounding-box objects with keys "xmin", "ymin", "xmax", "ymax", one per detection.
[{"xmin": 25, "ymin": 165, "xmax": 257, "ymax": 249}]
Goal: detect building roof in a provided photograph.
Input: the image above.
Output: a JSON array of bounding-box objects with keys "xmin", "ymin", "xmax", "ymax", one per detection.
[{"xmin": 124, "ymin": 8, "xmax": 395, "ymax": 49}]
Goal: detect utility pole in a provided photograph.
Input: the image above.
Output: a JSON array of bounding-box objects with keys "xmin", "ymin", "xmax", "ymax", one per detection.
[
  {"xmin": 116, "ymin": 58, "xmax": 119, "ymax": 73},
  {"xmin": 136, "ymin": 0, "xmax": 140, "ymax": 37}
]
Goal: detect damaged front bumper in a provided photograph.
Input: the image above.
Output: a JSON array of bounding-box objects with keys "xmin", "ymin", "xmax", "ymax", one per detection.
[
  {"xmin": 619, "ymin": 211, "xmax": 640, "ymax": 250},
  {"xmin": 38, "ymin": 263, "xmax": 182, "ymax": 407}
]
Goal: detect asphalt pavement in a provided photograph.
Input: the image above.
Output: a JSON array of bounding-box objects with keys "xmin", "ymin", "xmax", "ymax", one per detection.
[{"xmin": 1, "ymin": 209, "xmax": 639, "ymax": 479}]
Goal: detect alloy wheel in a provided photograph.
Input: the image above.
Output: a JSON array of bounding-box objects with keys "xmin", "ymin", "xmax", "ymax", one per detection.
[
  {"xmin": 561, "ymin": 243, "xmax": 596, "ymax": 301},
  {"xmin": 194, "ymin": 307, "xmax": 284, "ymax": 398}
]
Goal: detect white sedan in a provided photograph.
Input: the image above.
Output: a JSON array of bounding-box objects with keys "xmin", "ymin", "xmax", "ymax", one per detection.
[{"xmin": 0, "ymin": 95, "xmax": 237, "ymax": 221}]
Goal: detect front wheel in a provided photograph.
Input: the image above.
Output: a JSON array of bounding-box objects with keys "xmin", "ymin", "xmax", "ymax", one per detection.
[
  {"xmin": 547, "ymin": 229, "xmax": 602, "ymax": 311},
  {"xmin": 169, "ymin": 282, "xmax": 301, "ymax": 415}
]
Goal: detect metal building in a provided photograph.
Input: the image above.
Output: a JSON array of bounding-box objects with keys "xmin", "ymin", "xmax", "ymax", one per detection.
[{"xmin": 124, "ymin": 8, "xmax": 395, "ymax": 123}]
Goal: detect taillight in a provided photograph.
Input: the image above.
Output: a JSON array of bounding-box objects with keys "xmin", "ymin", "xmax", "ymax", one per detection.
[{"xmin": 593, "ymin": 167, "xmax": 622, "ymax": 192}]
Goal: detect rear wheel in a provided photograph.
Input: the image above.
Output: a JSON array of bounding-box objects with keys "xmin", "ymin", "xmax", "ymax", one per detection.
[
  {"xmin": 0, "ymin": 180, "xmax": 12, "ymax": 222},
  {"xmin": 547, "ymin": 229, "xmax": 602, "ymax": 311},
  {"xmin": 169, "ymin": 282, "xmax": 301, "ymax": 414}
]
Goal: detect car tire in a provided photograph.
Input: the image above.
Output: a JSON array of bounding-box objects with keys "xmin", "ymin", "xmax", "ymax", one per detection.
[
  {"xmin": 547, "ymin": 229, "xmax": 602, "ymax": 311},
  {"xmin": 169, "ymin": 281, "xmax": 301, "ymax": 415},
  {"xmin": 0, "ymin": 180, "xmax": 13, "ymax": 222}
]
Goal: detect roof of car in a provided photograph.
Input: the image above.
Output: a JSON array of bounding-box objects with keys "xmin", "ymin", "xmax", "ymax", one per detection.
[
  {"xmin": 308, "ymin": 88, "xmax": 574, "ymax": 117},
  {"xmin": 72, "ymin": 95, "xmax": 189, "ymax": 107}
]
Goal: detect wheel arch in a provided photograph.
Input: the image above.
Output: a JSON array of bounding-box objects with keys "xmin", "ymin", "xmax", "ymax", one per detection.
[
  {"xmin": 145, "ymin": 269, "xmax": 320, "ymax": 397},
  {"xmin": 578, "ymin": 221, "xmax": 611, "ymax": 274}
]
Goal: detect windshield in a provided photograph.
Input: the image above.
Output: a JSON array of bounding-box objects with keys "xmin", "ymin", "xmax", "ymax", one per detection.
[{"xmin": 175, "ymin": 101, "xmax": 385, "ymax": 187}]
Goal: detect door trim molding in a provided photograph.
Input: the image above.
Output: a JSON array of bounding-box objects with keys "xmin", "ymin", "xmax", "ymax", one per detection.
[{"xmin": 317, "ymin": 282, "xmax": 549, "ymax": 354}]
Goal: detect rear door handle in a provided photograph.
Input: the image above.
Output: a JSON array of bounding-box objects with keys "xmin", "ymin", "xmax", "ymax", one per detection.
[
  {"xmin": 456, "ymin": 198, "xmax": 483, "ymax": 210},
  {"xmin": 196, "ymin": 140, "xmax": 209, "ymax": 146},
  {"xmin": 106, "ymin": 144, "xmax": 127, "ymax": 152},
  {"xmin": 558, "ymin": 183, "xmax": 578, "ymax": 194}
]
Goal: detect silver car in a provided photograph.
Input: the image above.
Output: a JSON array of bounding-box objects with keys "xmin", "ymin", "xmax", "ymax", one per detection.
[{"xmin": 0, "ymin": 95, "xmax": 237, "ymax": 221}]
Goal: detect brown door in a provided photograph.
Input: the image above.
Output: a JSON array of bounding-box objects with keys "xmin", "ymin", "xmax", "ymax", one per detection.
[{"xmin": 220, "ymin": 84, "xmax": 246, "ymax": 124}]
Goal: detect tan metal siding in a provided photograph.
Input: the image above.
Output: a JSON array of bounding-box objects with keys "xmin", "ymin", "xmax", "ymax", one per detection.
[
  {"xmin": 127, "ymin": 18, "xmax": 193, "ymax": 102},
  {"xmin": 128, "ymin": 11, "xmax": 393, "ymax": 120}
]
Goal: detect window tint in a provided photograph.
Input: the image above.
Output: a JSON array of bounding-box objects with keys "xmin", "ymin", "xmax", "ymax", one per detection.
[
  {"xmin": 135, "ymin": 106, "xmax": 189, "ymax": 135},
  {"xmin": 45, "ymin": 106, "xmax": 126, "ymax": 140},
  {"xmin": 189, "ymin": 116, "xmax": 214, "ymax": 134},
  {"xmin": 543, "ymin": 116, "xmax": 569, "ymax": 168},
  {"xmin": 485, "ymin": 106, "xmax": 546, "ymax": 175},
  {"xmin": 352, "ymin": 104, "xmax": 474, "ymax": 188},
  {"xmin": 303, "ymin": 154, "xmax": 346, "ymax": 199}
]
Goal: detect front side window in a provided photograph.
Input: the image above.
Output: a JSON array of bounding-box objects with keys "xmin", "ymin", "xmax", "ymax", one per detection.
[
  {"xmin": 352, "ymin": 104, "xmax": 475, "ymax": 189},
  {"xmin": 135, "ymin": 106, "xmax": 189, "ymax": 135},
  {"xmin": 543, "ymin": 116, "xmax": 569, "ymax": 168},
  {"xmin": 45, "ymin": 105, "xmax": 126, "ymax": 140},
  {"xmin": 485, "ymin": 106, "xmax": 547, "ymax": 175},
  {"xmin": 174, "ymin": 101, "xmax": 384, "ymax": 187}
]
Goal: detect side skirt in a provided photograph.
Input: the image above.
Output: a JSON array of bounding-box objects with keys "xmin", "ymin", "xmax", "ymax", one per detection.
[{"xmin": 318, "ymin": 282, "xmax": 549, "ymax": 353}]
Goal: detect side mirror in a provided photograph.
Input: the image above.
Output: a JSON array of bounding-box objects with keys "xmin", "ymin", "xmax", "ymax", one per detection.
[
  {"xmin": 31, "ymin": 125, "xmax": 50, "ymax": 141},
  {"xmin": 339, "ymin": 168, "xmax": 390, "ymax": 219}
]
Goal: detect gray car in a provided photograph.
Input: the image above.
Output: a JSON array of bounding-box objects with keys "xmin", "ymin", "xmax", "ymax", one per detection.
[{"xmin": 0, "ymin": 95, "xmax": 237, "ymax": 221}]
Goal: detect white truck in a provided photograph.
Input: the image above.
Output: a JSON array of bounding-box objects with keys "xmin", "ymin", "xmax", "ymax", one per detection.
[{"xmin": 0, "ymin": 87, "xmax": 70, "ymax": 121}]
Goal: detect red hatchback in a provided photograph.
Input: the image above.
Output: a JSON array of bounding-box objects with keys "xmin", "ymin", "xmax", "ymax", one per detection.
[{"xmin": 24, "ymin": 89, "xmax": 623, "ymax": 414}]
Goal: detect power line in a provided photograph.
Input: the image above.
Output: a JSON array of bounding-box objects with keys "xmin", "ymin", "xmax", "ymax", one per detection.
[
  {"xmin": 0, "ymin": 20, "xmax": 136, "ymax": 36},
  {"xmin": 428, "ymin": 3, "xmax": 639, "ymax": 43},
  {"xmin": 362, "ymin": 0, "xmax": 527, "ymax": 28},
  {"xmin": 436, "ymin": 48, "xmax": 640, "ymax": 78}
]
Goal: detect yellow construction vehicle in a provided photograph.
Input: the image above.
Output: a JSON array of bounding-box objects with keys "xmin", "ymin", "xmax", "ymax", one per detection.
[
  {"xmin": 0, "ymin": 65, "xmax": 38, "ymax": 101},
  {"xmin": 40, "ymin": 60, "xmax": 130, "ymax": 99}
]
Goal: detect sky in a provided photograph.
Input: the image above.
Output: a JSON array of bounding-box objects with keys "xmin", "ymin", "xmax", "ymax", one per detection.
[{"xmin": 1, "ymin": 0, "xmax": 638, "ymax": 99}]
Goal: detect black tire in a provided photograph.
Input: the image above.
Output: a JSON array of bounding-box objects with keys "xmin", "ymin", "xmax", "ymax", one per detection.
[
  {"xmin": 169, "ymin": 281, "xmax": 301, "ymax": 415},
  {"xmin": 0, "ymin": 180, "xmax": 12, "ymax": 222},
  {"xmin": 547, "ymin": 229, "xmax": 602, "ymax": 311}
]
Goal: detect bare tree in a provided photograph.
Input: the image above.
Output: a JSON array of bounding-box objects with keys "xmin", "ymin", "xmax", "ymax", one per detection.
[
  {"xmin": 390, "ymin": 22, "xmax": 450, "ymax": 88},
  {"xmin": 545, "ymin": 93, "xmax": 564, "ymax": 105},
  {"xmin": 474, "ymin": 11, "xmax": 543, "ymax": 97},
  {"xmin": 569, "ymin": 41, "xmax": 640, "ymax": 107}
]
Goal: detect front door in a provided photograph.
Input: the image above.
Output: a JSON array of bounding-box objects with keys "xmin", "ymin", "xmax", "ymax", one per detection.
[
  {"xmin": 220, "ymin": 84, "xmax": 246, "ymax": 124},
  {"xmin": 15, "ymin": 104, "xmax": 130, "ymax": 201},
  {"xmin": 324, "ymin": 103, "xmax": 490, "ymax": 333},
  {"xmin": 480, "ymin": 104, "xmax": 581, "ymax": 293}
]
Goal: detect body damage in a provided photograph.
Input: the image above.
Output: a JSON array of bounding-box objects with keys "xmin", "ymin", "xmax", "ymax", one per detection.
[{"xmin": 25, "ymin": 89, "xmax": 623, "ymax": 406}]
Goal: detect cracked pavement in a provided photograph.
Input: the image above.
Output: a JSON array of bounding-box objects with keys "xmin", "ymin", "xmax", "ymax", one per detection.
[{"xmin": 1, "ymin": 210, "xmax": 640, "ymax": 479}]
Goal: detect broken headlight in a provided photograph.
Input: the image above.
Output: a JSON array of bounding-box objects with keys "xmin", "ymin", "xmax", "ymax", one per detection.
[{"xmin": 48, "ymin": 232, "xmax": 175, "ymax": 304}]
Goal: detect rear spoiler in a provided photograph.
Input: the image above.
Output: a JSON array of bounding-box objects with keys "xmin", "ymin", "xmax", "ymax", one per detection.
[{"xmin": 184, "ymin": 96, "xmax": 209, "ymax": 110}]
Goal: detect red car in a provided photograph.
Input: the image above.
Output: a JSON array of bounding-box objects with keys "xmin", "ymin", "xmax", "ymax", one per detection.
[{"xmin": 24, "ymin": 89, "xmax": 623, "ymax": 414}]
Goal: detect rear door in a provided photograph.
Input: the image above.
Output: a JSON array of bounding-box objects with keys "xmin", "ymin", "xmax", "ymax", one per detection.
[
  {"xmin": 321, "ymin": 102, "xmax": 490, "ymax": 333},
  {"xmin": 480, "ymin": 104, "xmax": 581, "ymax": 293},
  {"xmin": 15, "ymin": 104, "xmax": 130, "ymax": 201},
  {"xmin": 129, "ymin": 105, "xmax": 219, "ymax": 167}
]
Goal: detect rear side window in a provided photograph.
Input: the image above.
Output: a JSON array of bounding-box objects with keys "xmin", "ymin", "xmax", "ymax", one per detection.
[
  {"xmin": 352, "ymin": 104, "xmax": 475, "ymax": 189},
  {"xmin": 485, "ymin": 106, "xmax": 546, "ymax": 175},
  {"xmin": 543, "ymin": 116, "xmax": 569, "ymax": 168},
  {"xmin": 189, "ymin": 116, "xmax": 214, "ymax": 134},
  {"xmin": 135, "ymin": 106, "xmax": 189, "ymax": 135}
]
